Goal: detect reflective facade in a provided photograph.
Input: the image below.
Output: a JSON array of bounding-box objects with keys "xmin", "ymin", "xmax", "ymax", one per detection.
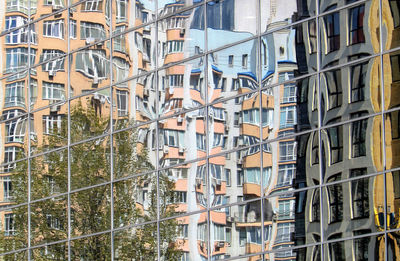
[{"xmin": 0, "ymin": 0, "xmax": 399, "ymax": 260}]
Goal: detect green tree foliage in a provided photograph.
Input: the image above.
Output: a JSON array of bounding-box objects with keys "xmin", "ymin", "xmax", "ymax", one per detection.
[{"xmin": 0, "ymin": 102, "xmax": 182, "ymax": 260}]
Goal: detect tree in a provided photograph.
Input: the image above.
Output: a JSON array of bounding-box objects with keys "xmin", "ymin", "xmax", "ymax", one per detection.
[{"xmin": 0, "ymin": 102, "xmax": 183, "ymax": 260}]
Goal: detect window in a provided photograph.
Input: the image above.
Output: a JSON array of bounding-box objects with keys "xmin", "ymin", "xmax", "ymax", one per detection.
[
  {"xmin": 81, "ymin": 0, "xmax": 103, "ymax": 12},
  {"xmin": 172, "ymin": 191, "xmax": 187, "ymax": 203},
  {"xmin": 312, "ymin": 189, "xmax": 320, "ymax": 222},
  {"xmin": 351, "ymin": 168, "xmax": 369, "ymax": 218},
  {"xmin": 327, "ymin": 120, "xmax": 343, "ymax": 164},
  {"xmin": 4, "ymin": 147, "xmax": 22, "ymax": 172},
  {"xmin": 242, "ymin": 54, "xmax": 248, "ymax": 69},
  {"xmin": 277, "ymin": 164, "xmax": 295, "ymax": 187},
  {"xmin": 247, "ymin": 227, "xmax": 261, "ymax": 244},
  {"xmin": 5, "ymin": 16, "xmax": 36, "ymax": 45},
  {"xmin": 280, "ymin": 106, "xmax": 296, "ymax": 128},
  {"xmin": 391, "ymin": 54, "xmax": 400, "ymax": 82},
  {"xmin": 196, "ymin": 134, "xmax": 206, "ymax": 150},
  {"xmin": 43, "ymin": 20, "xmax": 64, "ymax": 39},
  {"xmin": 42, "ymin": 82, "xmax": 65, "ymax": 101},
  {"xmin": 312, "ymin": 239, "xmax": 321, "ymax": 261},
  {"xmin": 308, "ymin": 19, "xmax": 317, "ymax": 53},
  {"xmin": 327, "ymin": 175, "xmax": 343, "ymax": 222},
  {"xmin": 80, "ymin": 22, "xmax": 106, "ymax": 40},
  {"xmin": 114, "ymin": 26, "xmax": 126, "ymax": 53},
  {"xmin": 349, "ymin": 5, "xmax": 365, "ymax": 45},
  {"xmin": 5, "ymin": 81, "xmax": 25, "ymax": 108},
  {"xmin": 44, "ymin": 0, "xmax": 64, "ymax": 8},
  {"xmin": 178, "ymin": 224, "xmax": 188, "ymax": 238},
  {"xmin": 46, "ymin": 214, "xmax": 63, "ymax": 230},
  {"xmin": 278, "ymin": 200, "xmax": 294, "ymax": 220},
  {"xmin": 3, "ymin": 177, "xmax": 12, "ymax": 202},
  {"xmin": 237, "ymin": 170, "xmax": 244, "ymax": 186},
  {"xmin": 210, "ymin": 164, "xmax": 223, "ymax": 180},
  {"xmin": 116, "ymin": 0, "xmax": 128, "ymax": 23},
  {"xmin": 4, "ymin": 214, "xmax": 15, "ymax": 236},
  {"xmin": 225, "ymin": 169, "xmax": 231, "ymax": 186},
  {"xmin": 276, "ymin": 223, "xmax": 294, "ymax": 243},
  {"xmin": 5, "ymin": 116, "xmax": 28, "ymax": 143},
  {"xmin": 5, "ymin": 48, "xmax": 36, "ymax": 73},
  {"xmin": 213, "ymin": 224, "xmax": 225, "ymax": 241},
  {"xmin": 390, "ymin": 0, "xmax": 400, "ymax": 28},
  {"xmin": 353, "ymin": 231, "xmax": 370, "ymax": 261},
  {"xmin": 168, "ymin": 75, "xmax": 183, "ymax": 87},
  {"xmin": 244, "ymin": 168, "xmax": 260, "ymax": 184},
  {"xmin": 351, "ymin": 113, "xmax": 367, "ymax": 157},
  {"xmin": 325, "ymin": 67, "xmax": 342, "ymax": 109},
  {"xmin": 389, "ymin": 110, "xmax": 400, "ymax": 140},
  {"xmin": 40, "ymin": 50, "xmax": 66, "ymax": 73},
  {"xmin": 76, "ymin": 50, "xmax": 109, "ymax": 79},
  {"xmin": 324, "ymin": 9, "xmax": 340, "ymax": 52},
  {"xmin": 242, "ymin": 108, "xmax": 273, "ymax": 127},
  {"xmin": 163, "ymin": 130, "xmax": 185, "ymax": 147},
  {"xmin": 42, "ymin": 115, "xmax": 64, "ymax": 134},
  {"xmin": 279, "ymin": 141, "xmax": 296, "ymax": 161},
  {"xmin": 167, "ymin": 40, "xmax": 184, "ymax": 54},
  {"xmin": 6, "ymin": 0, "xmax": 31, "ymax": 14},
  {"xmin": 312, "ymin": 132, "xmax": 319, "ymax": 164},
  {"xmin": 350, "ymin": 60, "xmax": 368, "ymax": 102},
  {"xmin": 228, "ymin": 55, "xmax": 234, "ymax": 67},
  {"xmin": 239, "ymin": 228, "xmax": 246, "ymax": 246},
  {"xmin": 116, "ymin": 90, "xmax": 128, "ymax": 116},
  {"xmin": 328, "ymin": 234, "xmax": 345, "ymax": 260},
  {"xmin": 113, "ymin": 57, "xmax": 129, "ymax": 87},
  {"xmin": 282, "ymin": 83, "xmax": 297, "ymax": 103},
  {"xmin": 69, "ymin": 20, "xmax": 77, "ymax": 39}
]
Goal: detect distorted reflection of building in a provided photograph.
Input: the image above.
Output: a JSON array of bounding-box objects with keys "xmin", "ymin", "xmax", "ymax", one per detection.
[{"xmin": 0, "ymin": 0, "xmax": 399, "ymax": 260}]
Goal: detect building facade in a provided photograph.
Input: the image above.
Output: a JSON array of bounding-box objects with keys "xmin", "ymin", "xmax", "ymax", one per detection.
[{"xmin": 0, "ymin": 0, "xmax": 398, "ymax": 260}]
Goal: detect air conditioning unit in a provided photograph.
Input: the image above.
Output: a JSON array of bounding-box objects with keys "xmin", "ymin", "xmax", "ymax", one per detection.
[
  {"xmin": 163, "ymin": 146, "xmax": 169, "ymax": 154},
  {"xmin": 48, "ymin": 70, "xmax": 55, "ymax": 77},
  {"xmin": 143, "ymin": 89, "xmax": 149, "ymax": 96},
  {"xmin": 224, "ymin": 125, "xmax": 229, "ymax": 132},
  {"xmin": 93, "ymin": 76, "xmax": 99, "ymax": 84},
  {"xmin": 216, "ymin": 179, "xmax": 221, "ymax": 185},
  {"xmin": 50, "ymin": 105, "xmax": 60, "ymax": 112},
  {"xmin": 179, "ymin": 29, "xmax": 185, "ymax": 36},
  {"xmin": 217, "ymin": 242, "xmax": 224, "ymax": 247},
  {"xmin": 227, "ymin": 216, "xmax": 234, "ymax": 222},
  {"xmin": 96, "ymin": 40, "xmax": 103, "ymax": 48},
  {"xmin": 86, "ymin": 37, "xmax": 95, "ymax": 45},
  {"xmin": 177, "ymin": 116, "xmax": 183, "ymax": 123},
  {"xmin": 179, "ymin": 147, "xmax": 185, "ymax": 153}
]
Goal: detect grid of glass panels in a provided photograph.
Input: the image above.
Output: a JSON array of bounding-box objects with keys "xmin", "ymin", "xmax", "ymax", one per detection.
[{"xmin": 0, "ymin": 0, "xmax": 399, "ymax": 260}]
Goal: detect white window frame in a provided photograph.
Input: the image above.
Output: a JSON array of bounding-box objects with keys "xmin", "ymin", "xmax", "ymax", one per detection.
[
  {"xmin": 5, "ymin": 81, "xmax": 25, "ymax": 108},
  {"xmin": 43, "ymin": 20, "xmax": 64, "ymax": 39},
  {"xmin": 44, "ymin": 0, "xmax": 64, "ymax": 9},
  {"xmin": 82, "ymin": 0, "xmax": 103, "ymax": 11},
  {"xmin": 4, "ymin": 213, "xmax": 15, "ymax": 236},
  {"xmin": 279, "ymin": 141, "xmax": 297, "ymax": 161},
  {"xmin": 116, "ymin": 0, "xmax": 128, "ymax": 23},
  {"xmin": 80, "ymin": 22, "xmax": 106, "ymax": 40},
  {"xmin": 5, "ymin": 47, "xmax": 36, "ymax": 73},
  {"xmin": 280, "ymin": 105, "xmax": 297, "ymax": 128},
  {"xmin": 42, "ymin": 82, "xmax": 65, "ymax": 101},
  {"xmin": 40, "ymin": 49, "xmax": 65, "ymax": 73},
  {"xmin": 69, "ymin": 20, "xmax": 77, "ymax": 39},
  {"xmin": 75, "ymin": 50, "xmax": 109, "ymax": 79},
  {"xmin": 116, "ymin": 90, "xmax": 128, "ymax": 116},
  {"xmin": 3, "ymin": 177, "xmax": 13, "ymax": 202},
  {"xmin": 113, "ymin": 57, "xmax": 129, "ymax": 87},
  {"xmin": 43, "ymin": 115, "xmax": 63, "ymax": 134}
]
